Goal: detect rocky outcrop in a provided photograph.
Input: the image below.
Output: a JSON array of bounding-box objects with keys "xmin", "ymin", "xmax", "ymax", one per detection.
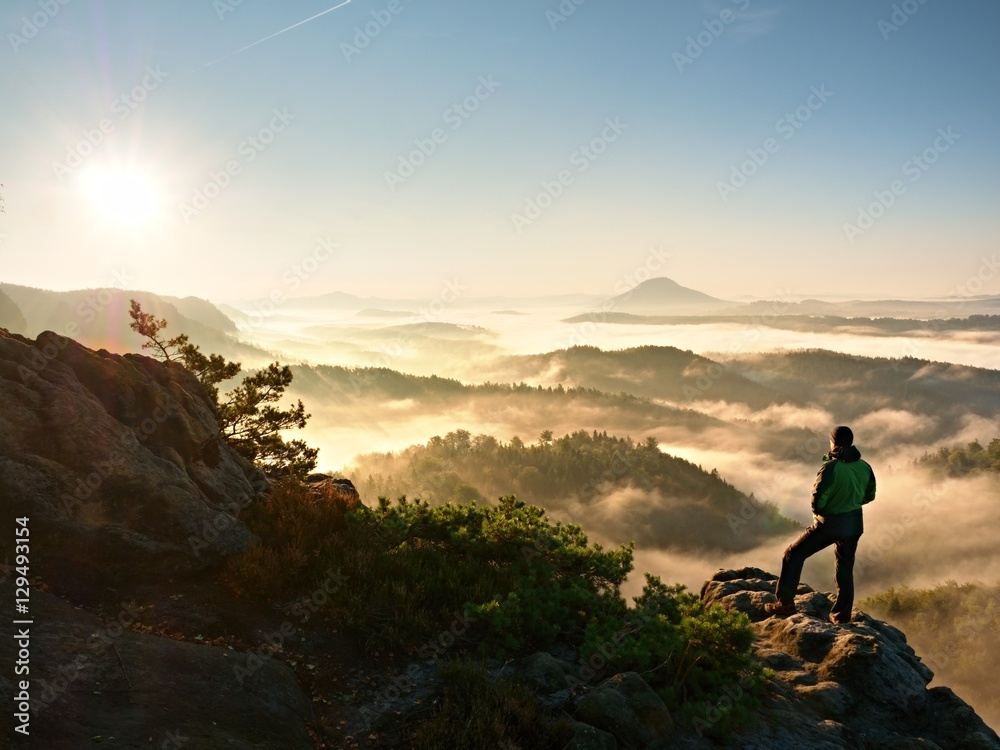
[
  {"xmin": 701, "ymin": 567, "xmax": 1000, "ymax": 749},
  {"xmin": 574, "ymin": 671, "xmax": 674, "ymax": 749},
  {"xmin": 0, "ymin": 579, "xmax": 314, "ymax": 749},
  {"xmin": 0, "ymin": 329, "xmax": 267, "ymax": 596}
]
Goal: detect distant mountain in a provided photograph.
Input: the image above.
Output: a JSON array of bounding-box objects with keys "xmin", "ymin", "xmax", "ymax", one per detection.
[
  {"xmin": 266, "ymin": 290, "xmax": 603, "ymax": 311},
  {"xmin": 163, "ymin": 295, "xmax": 237, "ymax": 332},
  {"xmin": 0, "ymin": 288, "xmax": 25, "ymax": 331},
  {"xmin": 723, "ymin": 296, "xmax": 1000, "ymax": 318},
  {"xmin": 602, "ymin": 277, "xmax": 733, "ymax": 314},
  {"xmin": 0, "ymin": 282, "xmax": 265, "ymax": 363},
  {"xmin": 355, "ymin": 308, "xmax": 412, "ymax": 318}
]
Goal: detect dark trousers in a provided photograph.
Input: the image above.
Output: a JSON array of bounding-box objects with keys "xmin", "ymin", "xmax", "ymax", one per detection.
[{"xmin": 776, "ymin": 510, "xmax": 863, "ymax": 621}]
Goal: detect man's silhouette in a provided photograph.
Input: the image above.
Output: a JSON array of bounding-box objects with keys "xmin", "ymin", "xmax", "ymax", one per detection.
[{"xmin": 765, "ymin": 426, "xmax": 876, "ymax": 624}]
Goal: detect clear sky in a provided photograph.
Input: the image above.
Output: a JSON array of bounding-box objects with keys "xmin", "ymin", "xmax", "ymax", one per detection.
[{"xmin": 1, "ymin": 0, "xmax": 998, "ymax": 302}]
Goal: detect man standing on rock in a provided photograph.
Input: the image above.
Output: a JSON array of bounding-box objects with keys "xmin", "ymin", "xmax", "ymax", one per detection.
[{"xmin": 765, "ymin": 426, "xmax": 876, "ymax": 624}]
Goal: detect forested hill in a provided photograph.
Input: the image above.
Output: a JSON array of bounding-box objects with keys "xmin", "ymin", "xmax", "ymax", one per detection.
[
  {"xmin": 487, "ymin": 345, "xmax": 791, "ymax": 409},
  {"xmin": 287, "ymin": 363, "xmax": 724, "ymax": 436},
  {"xmin": 347, "ymin": 429, "xmax": 799, "ymax": 553},
  {"xmin": 726, "ymin": 349, "xmax": 1000, "ymax": 442},
  {"xmin": 917, "ymin": 438, "xmax": 1000, "ymax": 476}
]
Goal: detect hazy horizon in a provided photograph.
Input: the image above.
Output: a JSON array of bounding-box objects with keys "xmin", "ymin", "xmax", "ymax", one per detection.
[
  {"xmin": 2, "ymin": 2, "xmax": 999, "ymax": 301},
  {"xmin": 3, "ymin": 1, "xmax": 1000, "ymax": 738}
]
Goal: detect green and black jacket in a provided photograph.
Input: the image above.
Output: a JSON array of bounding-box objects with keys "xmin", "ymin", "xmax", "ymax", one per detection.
[{"xmin": 811, "ymin": 444, "xmax": 876, "ymax": 517}]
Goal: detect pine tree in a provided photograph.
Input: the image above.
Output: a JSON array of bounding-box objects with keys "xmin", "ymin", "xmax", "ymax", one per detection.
[{"xmin": 129, "ymin": 299, "xmax": 317, "ymax": 478}]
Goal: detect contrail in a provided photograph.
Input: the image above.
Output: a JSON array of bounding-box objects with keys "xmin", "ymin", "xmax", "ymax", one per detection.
[{"xmin": 190, "ymin": 0, "xmax": 352, "ymax": 73}]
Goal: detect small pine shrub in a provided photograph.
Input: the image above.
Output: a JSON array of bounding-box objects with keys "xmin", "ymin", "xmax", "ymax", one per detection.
[
  {"xmin": 581, "ymin": 573, "xmax": 768, "ymax": 738},
  {"xmin": 223, "ymin": 486, "xmax": 770, "ymax": 733}
]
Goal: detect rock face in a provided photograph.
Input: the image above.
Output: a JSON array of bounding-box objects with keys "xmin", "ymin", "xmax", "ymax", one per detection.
[
  {"xmin": 0, "ymin": 580, "xmax": 315, "ymax": 749},
  {"xmin": 574, "ymin": 671, "xmax": 675, "ymax": 749},
  {"xmin": 700, "ymin": 567, "xmax": 1000, "ymax": 749},
  {"xmin": 0, "ymin": 329, "xmax": 268, "ymax": 595}
]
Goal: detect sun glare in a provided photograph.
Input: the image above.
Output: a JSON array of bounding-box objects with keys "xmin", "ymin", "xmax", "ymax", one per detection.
[{"xmin": 78, "ymin": 166, "xmax": 161, "ymax": 225}]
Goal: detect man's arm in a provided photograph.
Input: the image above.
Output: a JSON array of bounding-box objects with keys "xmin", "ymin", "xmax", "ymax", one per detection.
[
  {"xmin": 811, "ymin": 460, "xmax": 837, "ymax": 514},
  {"xmin": 863, "ymin": 463, "xmax": 876, "ymax": 505}
]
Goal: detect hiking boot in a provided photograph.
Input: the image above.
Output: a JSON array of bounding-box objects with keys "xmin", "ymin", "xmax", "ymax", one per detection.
[
  {"xmin": 829, "ymin": 612, "xmax": 852, "ymax": 625},
  {"xmin": 764, "ymin": 600, "xmax": 796, "ymax": 617}
]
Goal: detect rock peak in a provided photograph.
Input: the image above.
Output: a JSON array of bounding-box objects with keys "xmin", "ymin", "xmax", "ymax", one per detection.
[{"xmin": 701, "ymin": 568, "xmax": 1000, "ymax": 749}]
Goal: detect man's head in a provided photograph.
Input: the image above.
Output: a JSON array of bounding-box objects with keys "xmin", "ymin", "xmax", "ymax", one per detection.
[{"xmin": 830, "ymin": 425, "xmax": 854, "ymax": 449}]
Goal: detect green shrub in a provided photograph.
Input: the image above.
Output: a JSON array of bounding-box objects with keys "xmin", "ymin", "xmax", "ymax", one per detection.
[
  {"xmin": 224, "ymin": 486, "xmax": 769, "ymax": 733},
  {"xmin": 581, "ymin": 573, "xmax": 768, "ymax": 737},
  {"xmin": 340, "ymin": 495, "xmax": 634, "ymax": 654}
]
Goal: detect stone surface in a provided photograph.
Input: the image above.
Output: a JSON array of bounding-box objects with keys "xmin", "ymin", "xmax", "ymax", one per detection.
[
  {"xmin": 574, "ymin": 671, "xmax": 674, "ymax": 749},
  {"xmin": 698, "ymin": 568, "xmax": 1000, "ymax": 749},
  {"xmin": 0, "ymin": 580, "xmax": 314, "ymax": 749},
  {"xmin": 562, "ymin": 720, "xmax": 618, "ymax": 750},
  {"xmin": 0, "ymin": 329, "xmax": 267, "ymax": 596}
]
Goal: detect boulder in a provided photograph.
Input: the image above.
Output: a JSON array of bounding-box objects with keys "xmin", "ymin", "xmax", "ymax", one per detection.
[
  {"xmin": 699, "ymin": 569, "xmax": 1000, "ymax": 749},
  {"xmin": 0, "ymin": 330, "xmax": 267, "ymax": 596},
  {"xmin": 517, "ymin": 651, "xmax": 572, "ymax": 694},
  {"xmin": 1, "ymin": 580, "xmax": 314, "ymax": 748},
  {"xmin": 561, "ymin": 720, "xmax": 618, "ymax": 750},
  {"xmin": 574, "ymin": 672, "xmax": 673, "ymax": 749}
]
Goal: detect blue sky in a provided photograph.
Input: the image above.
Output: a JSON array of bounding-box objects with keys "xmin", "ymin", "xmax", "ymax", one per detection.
[{"xmin": 1, "ymin": 0, "xmax": 998, "ymax": 301}]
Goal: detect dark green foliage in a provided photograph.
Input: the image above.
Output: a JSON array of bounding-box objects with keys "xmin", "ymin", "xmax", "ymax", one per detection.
[
  {"xmin": 862, "ymin": 582, "xmax": 1000, "ymax": 728},
  {"xmin": 404, "ymin": 659, "xmax": 561, "ymax": 750},
  {"xmin": 344, "ymin": 495, "xmax": 633, "ymax": 655},
  {"xmin": 218, "ymin": 362, "xmax": 317, "ymax": 478},
  {"xmin": 352, "ymin": 430, "xmax": 797, "ymax": 553},
  {"xmin": 129, "ymin": 300, "xmax": 317, "ymax": 478},
  {"xmin": 225, "ymin": 485, "xmax": 769, "ymax": 730},
  {"xmin": 916, "ymin": 438, "xmax": 1000, "ymax": 476},
  {"xmin": 581, "ymin": 573, "xmax": 767, "ymax": 737}
]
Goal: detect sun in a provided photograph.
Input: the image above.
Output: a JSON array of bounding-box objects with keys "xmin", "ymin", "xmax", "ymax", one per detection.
[{"xmin": 78, "ymin": 165, "xmax": 161, "ymax": 225}]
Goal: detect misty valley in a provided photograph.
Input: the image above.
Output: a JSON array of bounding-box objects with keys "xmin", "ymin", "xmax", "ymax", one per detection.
[{"xmin": 3, "ymin": 276, "xmax": 999, "ymax": 738}]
